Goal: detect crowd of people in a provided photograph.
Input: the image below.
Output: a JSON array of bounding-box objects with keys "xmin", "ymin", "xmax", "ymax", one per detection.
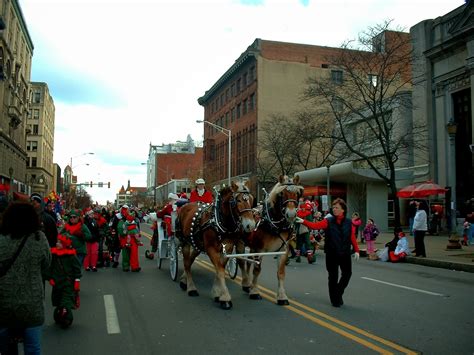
[{"xmin": 1, "ymin": 177, "xmax": 472, "ymax": 352}]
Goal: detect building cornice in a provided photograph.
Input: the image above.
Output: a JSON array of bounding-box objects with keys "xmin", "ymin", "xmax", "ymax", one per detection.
[
  {"xmin": 12, "ymin": 0, "xmax": 34, "ymax": 52},
  {"xmin": 197, "ymin": 39, "xmax": 260, "ymax": 105}
]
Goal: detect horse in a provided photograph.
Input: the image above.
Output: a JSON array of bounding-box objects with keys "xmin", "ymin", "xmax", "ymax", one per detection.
[
  {"xmin": 175, "ymin": 180, "xmax": 256, "ymax": 310},
  {"xmin": 237, "ymin": 175, "xmax": 303, "ymax": 305}
]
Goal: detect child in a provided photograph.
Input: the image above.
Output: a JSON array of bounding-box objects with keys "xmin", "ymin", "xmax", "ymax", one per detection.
[
  {"xmin": 295, "ymin": 200, "xmax": 316, "ymax": 264},
  {"xmin": 44, "ymin": 233, "xmax": 82, "ymax": 328},
  {"xmin": 363, "ymin": 218, "xmax": 379, "ymax": 260},
  {"xmin": 389, "ymin": 230, "xmax": 410, "ymax": 262}
]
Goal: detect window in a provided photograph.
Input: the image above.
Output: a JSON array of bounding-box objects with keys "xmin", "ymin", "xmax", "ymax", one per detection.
[
  {"xmin": 331, "ymin": 70, "xmax": 343, "ymax": 84},
  {"xmin": 332, "ymin": 98, "xmax": 343, "ymax": 113},
  {"xmin": 236, "ymin": 103, "xmax": 241, "ymax": 119},
  {"xmin": 368, "ymin": 74, "xmax": 378, "ymax": 87},
  {"xmin": 236, "ymin": 79, "xmax": 241, "ymax": 93},
  {"xmin": 231, "ymin": 83, "xmax": 235, "ymax": 97},
  {"xmin": 33, "ymin": 109, "xmax": 39, "ymax": 119},
  {"xmin": 226, "ymin": 88, "xmax": 230, "ymax": 102},
  {"xmin": 220, "ymin": 94, "xmax": 224, "ymax": 106},
  {"xmin": 27, "ymin": 140, "xmax": 38, "ymax": 151},
  {"xmin": 231, "ymin": 107, "xmax": 236, "ymax": 122},
  {"xmin": 225, "ymin": 112, "xmax": 229, "ymax": 127},
  {"xmin": 243, "ymin": 72, "xmax": 247, "ymax": 87},
  {"xmin": 242, "ymin": 99, "xmax": 248, "ymax": 115},
  {"xmin": 32, "ymin": 124, "xmax": 38, "ymax": 134},
  {"xmin": 31, "ymin": 157, "xmax": 37, "ymax": 167},
  {"xmin": 34, "ymin": 91, "xmax": 41, "ymax": 103},
  {"xmin": 249, "ymin": 66, "xmax": 255, "ymax": 82},
  {"xmin": 249, "ymin": 94, "xmax": 255, "ymax": 111}
]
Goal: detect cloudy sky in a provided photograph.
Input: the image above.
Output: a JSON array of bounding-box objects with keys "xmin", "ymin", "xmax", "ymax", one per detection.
[{"xmin": 20, "ymin": 0, "xmax": 464, "ymax": 204}]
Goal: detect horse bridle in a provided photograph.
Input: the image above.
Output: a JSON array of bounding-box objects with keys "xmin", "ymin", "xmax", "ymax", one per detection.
[{"xmin": 214, "ymin": 189, "xmax": 254, "ymax": 234}]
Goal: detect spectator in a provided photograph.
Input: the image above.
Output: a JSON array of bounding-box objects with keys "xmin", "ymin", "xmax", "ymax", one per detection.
[
  {"xmin": 83, "ymin": 208, "xmax": 100, "ymax": 272},
  {"xmin": 351, "ymin": 212, "xmax": 362, "ymax": 242},
  {"xmin": 413, "ymin": 200, "xmax": 428, "ymax": 257},
  {"xmin": 407, "ymin": 200, "xmax": 417, "ymax": 235},
  {"xmin": 389, "ymin": 230, "xmax": 411, "ymax": 262},
  {"xmin": 0, "ymin": 201, "xmax": 51, "ymax": 354},
  {"xmin": 362, "ymin": 218, "xmax": 379, "ymax": 260},
  {"xmin": 31, "ymin": 193, "xmax": 58, "ymax": 248}
]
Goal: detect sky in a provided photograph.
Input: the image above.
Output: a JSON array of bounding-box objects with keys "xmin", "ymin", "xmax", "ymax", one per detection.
[{"xmin": 20, "ymin": 0, "xmax": 465, "ymax": 204}]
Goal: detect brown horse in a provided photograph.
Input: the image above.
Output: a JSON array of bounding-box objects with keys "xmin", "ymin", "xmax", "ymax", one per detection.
[
  {"xmin": 175, "ymin": 180, "xmax": 255, "ymax": 310},
  {"xmin": 237, "ymin": 175, "xmax": 303, "ymax": 305}
]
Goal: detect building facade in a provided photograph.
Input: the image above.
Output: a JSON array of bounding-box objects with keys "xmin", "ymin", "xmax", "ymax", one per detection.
[
  {"xmin": 0, "ymin": 0, "xmax": 33, "ymax": 196},
  {"xmin": 198, "ymin": 36, "xmax": 412, "ymax": 230},
  {"xmin": 411, "ymin": 1, "xmax": 474, "ymax": 219},
  {"xmin": 27, "ymin": 82, "xmax": 55, "ymax": 195}
]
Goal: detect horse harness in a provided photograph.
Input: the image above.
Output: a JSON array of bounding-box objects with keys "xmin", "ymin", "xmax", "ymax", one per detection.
[{"xmin": 184, "ymin": 191, "xmax": 253, "ymax": 253}]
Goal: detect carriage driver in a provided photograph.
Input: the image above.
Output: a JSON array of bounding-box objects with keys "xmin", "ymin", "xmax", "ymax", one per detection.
[{"xmin": 189, "ymin": 178, "xmax": 213, "ymax": 204}]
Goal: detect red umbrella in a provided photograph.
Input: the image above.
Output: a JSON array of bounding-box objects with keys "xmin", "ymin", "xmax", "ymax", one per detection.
[
  {"xmin": 397, "ymin": 183, "xmax": 418, "ymax": 198},
  {"xmin": 397, "ymin": 181, "xmax": 447, "ymax": 198}
]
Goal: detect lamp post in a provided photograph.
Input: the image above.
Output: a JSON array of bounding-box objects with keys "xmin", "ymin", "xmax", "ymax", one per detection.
[{"xmin": 196, "ymin": 119, "xmax": 231, "ymax": 186}]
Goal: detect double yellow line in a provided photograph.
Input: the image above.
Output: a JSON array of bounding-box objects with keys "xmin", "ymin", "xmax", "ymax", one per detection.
[
  {"xmin": 195, "ymin": 258, "xmax": 418, "ymax": 355},
  {"xmin": 141, "ymin": 231, "xmax": 417, "ymax": 354}
]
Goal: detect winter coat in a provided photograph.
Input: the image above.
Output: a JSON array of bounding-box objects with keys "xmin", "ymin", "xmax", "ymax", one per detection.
[
  {"xmin": 363, "ymin": 223, "xmax": 379, "ymax": 241},
  {"xmin": 0, "ymin": 231, "xmax": 51, "ymax": 327},
  {"xmin": 413, "ymin": 209, "xmax": 428, "ymax": 231}
]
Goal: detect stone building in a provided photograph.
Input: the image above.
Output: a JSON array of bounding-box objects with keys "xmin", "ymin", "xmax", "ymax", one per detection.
[
  {"xmin": 0, "ymin": 0, "xmax": 33, "ymax": 196},
  {"xmin": 27, "ymin": 81, "xmax": 55, "ymax": 195},
  {"xmin": 411, "ymin": 0, "xmax": 474, "ymax": 221}
]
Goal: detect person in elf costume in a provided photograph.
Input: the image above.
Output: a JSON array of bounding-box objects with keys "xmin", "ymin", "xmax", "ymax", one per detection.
[
  {"xmin": 119, "ymin": 208, "xmax": 142, "ymax": 272},
  {"xmin": 110, "ymin": 205, "xmax": 128, "ymax": 268},
  {"xmin": 295, "ymin": 200, "xmax": 316, "ymax": 264},
  {"xmin": 44, "ymin": 233, "xmax": 82, "ymax": 328},
  {"xmin": 61, "ymin": 209, "xmax": 92, "ymax": 266},
  {"xmin": 95, "ymin": 208, "xmax": 112, "ymax": 267}
]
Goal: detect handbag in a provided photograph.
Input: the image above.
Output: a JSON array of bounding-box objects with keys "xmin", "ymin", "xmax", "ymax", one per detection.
[{"xmin": 0, "ymin": 234, "xmax": 29, "ymax": 278}]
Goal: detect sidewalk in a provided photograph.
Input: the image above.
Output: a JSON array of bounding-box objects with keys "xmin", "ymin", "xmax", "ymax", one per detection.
[{"xmin": 360, "ymin": 231, "xmax": 474, "ymax": 273}]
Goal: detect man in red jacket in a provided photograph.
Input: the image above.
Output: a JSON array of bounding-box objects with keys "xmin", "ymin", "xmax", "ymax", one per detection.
[{"xmin": 189, "ymin": 178, "xmax": 213, "ymax": 204}]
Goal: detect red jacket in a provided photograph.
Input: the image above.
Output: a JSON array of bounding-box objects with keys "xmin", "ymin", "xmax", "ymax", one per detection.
[
  {"xmin": 302, "ymin": 215, "xmax": 359, "ymax": 253},
  {"xmin": 189, "ymin": 189, "xmax": 213, "ymax": 204}
]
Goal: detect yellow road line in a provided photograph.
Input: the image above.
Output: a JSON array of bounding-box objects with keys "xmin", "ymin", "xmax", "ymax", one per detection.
[{"xmin": 195, "ymin": 258, "xmax": 417, "ymax": 355}]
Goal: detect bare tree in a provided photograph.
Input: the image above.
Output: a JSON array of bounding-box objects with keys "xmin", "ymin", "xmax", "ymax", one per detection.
[{"xmin": 303, "ymin": 21, "xmax": 428, "ymax": 227}]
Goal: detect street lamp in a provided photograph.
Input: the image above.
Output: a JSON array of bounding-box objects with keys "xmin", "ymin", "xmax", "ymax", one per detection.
[
  {"xmin": 196, "ymin": 119, "xmax": 231, "ymax": 186},
  {"xmin": 70, "ymin": 152, "xmax": 94, "ymax": 173}
]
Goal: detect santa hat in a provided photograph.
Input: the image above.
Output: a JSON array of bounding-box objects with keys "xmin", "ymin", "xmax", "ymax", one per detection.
[{"xmin": 68, "ymin": 209, "xmax": 81, "ymax": 217}]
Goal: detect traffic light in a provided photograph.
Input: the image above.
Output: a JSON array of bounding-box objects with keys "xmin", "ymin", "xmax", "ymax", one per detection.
[
  {"xmin": 107, "ymin": 182, "xmax": 110, "ymax": 188},
  {"xmin": 90, "ymin": 181, "xmax": 93, "ymax": 187}
]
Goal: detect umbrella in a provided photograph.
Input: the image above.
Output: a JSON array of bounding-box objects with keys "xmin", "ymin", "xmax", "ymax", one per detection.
[{"xmin": 397, "ymin": 181, "xmax": 447, "ymax": 198}]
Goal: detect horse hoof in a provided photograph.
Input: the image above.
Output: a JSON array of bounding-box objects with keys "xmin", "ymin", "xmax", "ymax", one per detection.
[
  {"xmin": 214, "ymin": 297, "xmax": 219, "ymax": 303},
  {"xmin": 179, "ymin": 282, "xmax": 187, "ymax": 291},
  {"xmin": 242, "ymin": 286, "xmax": 250, "ymax": 293},
  {"xmin": 188, "ymin": 290, "xmax": 199, "ymax": 297},
  {"xmin": 277, "ymin": 299, "xmax": 290, "ymax": 306},
  {"xmin": 220, "ymin": 301, "xmax": 233, "ymax": 310},
  {"xmin": 249, "ymin": 294, "xmax": 262, "ymax": 300}
]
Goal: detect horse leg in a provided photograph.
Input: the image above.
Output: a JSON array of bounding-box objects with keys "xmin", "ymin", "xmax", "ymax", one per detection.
[
  {"xmin": 248, "ymin": 257, "xmax": 263, "ymax": 300},
  {"xmin": 276, "ymin": 251, "xmax": 290, "ymax": 305},
  {"xmin": 208, "ymin": 248, "xmax": 232, "ymax": 310},
  {"xmin": 180, "ymin": 244, "xmax": 199, "ymax": 296},
  {"xmin": 235, "ymin": 241, "xmax": 251, "ymax": 293}
]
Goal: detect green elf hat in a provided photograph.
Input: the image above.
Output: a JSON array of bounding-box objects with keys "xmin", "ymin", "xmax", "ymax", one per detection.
[{"xmin": 68, "ymin": 209, "xmax": 81, "ymax": 217}]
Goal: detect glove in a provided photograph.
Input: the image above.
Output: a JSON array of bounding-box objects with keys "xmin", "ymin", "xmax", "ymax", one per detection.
[
  {"xmin": 353, "ymin": 252, "xmax": 360, "ymax": 261},
  {"xmin": 294, "ymin": 217, "xmax": 304, "ymax": 224},
  {"xmin": 74, "ymin": 279, "xmax": 80, "ymax": 291},
  {"xmin": 49, "ymin": 279, "xmax": 55, "ymax": 287}
]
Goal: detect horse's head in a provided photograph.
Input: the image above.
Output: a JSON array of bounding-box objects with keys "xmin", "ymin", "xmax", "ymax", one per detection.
[
  {"xmin": 220, "ymin": 180, "xmax": 256, "ymax": 233},
  {"xmin": 268, "ymin": 175, "xmax": 304, "ymax": 224}
]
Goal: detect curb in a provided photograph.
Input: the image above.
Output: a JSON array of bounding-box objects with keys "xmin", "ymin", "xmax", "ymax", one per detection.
[{"xmin": 405, "ymin": 256, "xmax": 474, "ymax": 273}]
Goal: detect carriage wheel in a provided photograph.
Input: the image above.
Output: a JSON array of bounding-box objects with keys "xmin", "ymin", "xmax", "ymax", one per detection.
[
  {"xmin": 169, "ymin": 236, "xmax": 178, "ymax": 281},
  {"xmin": 226, "ymin": 255, "xmax": 238, "ymax": 279}
]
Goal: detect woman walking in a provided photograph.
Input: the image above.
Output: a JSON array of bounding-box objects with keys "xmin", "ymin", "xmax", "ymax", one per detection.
[
  {"xmin": 296, "ymin": 198, "xmax": 359, "ymax": 307},
  {"xmin": 413, "ymin": 200, "xmax": 428, "ymax": 257},
  {"xmin": 0, "ymin": 201, "xmax": 51, "ymax": 354}
]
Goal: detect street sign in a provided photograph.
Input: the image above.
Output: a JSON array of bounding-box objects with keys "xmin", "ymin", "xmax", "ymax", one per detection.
[{"xmin": 98, "ymin": 182, "xmax": 103, "ymax": 188}]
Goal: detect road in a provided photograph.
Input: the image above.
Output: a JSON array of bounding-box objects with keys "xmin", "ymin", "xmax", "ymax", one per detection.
[{"xmin": 41, "ymin": 223, "xmax": 474, "ymax": 355}]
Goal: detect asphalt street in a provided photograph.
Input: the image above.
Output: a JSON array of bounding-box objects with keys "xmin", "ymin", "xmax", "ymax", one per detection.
[{"xmin": 40, "ymin": 223, "xmax": 474, "ymax": 355}]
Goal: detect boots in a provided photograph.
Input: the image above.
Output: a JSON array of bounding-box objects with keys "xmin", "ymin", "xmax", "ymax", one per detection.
[{"xmin": 295, "ymin": 250, "xmax": 301, "ymax": 263}]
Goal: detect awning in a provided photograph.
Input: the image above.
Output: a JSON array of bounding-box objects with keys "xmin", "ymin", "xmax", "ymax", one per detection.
[{"xmin": 296, "ymin": 161, "xmax": 412, "ymax": 185}]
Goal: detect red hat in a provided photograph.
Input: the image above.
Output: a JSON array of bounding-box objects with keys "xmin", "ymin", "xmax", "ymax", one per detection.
[{"xmin": 302, "ymin": 201, "xmax": 312, "ymax": 211}]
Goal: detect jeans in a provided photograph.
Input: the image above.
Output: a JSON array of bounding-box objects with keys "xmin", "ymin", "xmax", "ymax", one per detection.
[
  {"xmin": 408, "ymin": 218, "xmax": 414, "ymax": 235},
  {"xmin": 0, "ymin": 326, "xmax": 42, "ymax": 355}
]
